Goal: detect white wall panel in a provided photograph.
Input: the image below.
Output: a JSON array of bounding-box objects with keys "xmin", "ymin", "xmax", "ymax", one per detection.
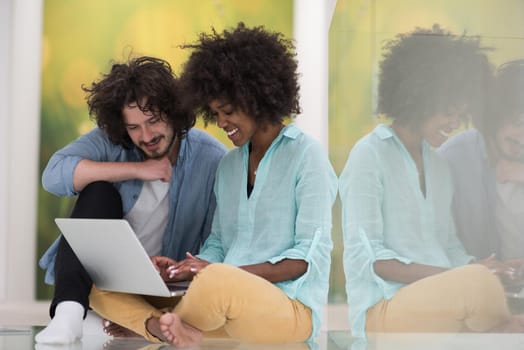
[
  {"xmin": 293, "ymin": 0, "xmax": 337, "ymax": 150},
  {"xmin": 0, "ymin": 0, "xmax": 13, "ymax": 302},
  {"xmin": 5, "ymin": 0, "xmax": 43, "ymax": 301}
]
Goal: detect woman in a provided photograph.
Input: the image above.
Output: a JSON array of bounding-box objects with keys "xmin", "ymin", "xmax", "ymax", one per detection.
[
  {"xmin": 340, "ymin": 25, "xmax": 524, "ymax": 337},
  {"xmin": 91, "ymin": 22, "xmax": 337, "ymax": 347}
]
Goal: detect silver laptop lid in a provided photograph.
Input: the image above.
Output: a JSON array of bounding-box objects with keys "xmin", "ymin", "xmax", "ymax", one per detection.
[{"xmin": 55, "ymin": 218, "xmax": 186, "ymax": 297}]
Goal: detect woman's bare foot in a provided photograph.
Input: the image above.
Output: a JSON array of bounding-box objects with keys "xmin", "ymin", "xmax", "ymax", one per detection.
[
  {"xmin": 158, "ymin": 313, "xmax": 203, "ymax": 347},
  {"xmin": 103, "ymin": 320, "xmax": 141, "ymax": 338},
  {"xmin": 490, "ymin": 315, "xmax": 524, "ymax": 332}
]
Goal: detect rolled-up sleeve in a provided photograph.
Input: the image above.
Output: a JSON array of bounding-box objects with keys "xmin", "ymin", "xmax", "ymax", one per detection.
[{"xmin": 42, "ymin": 128, "xmax": 120, "ymax": 196}]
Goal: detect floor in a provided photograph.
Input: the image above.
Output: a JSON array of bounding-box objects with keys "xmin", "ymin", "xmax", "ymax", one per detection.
[
  {"xmin": 2, "ymin": 303, "xmax": 524, "ymax": 350},
  {"xmin": 0, "ymin": 303, "xmax": 349, "ymax": 349},
  {"xmin": 3, "ymin": 328, "xmax": 524, "ymax": 350}
]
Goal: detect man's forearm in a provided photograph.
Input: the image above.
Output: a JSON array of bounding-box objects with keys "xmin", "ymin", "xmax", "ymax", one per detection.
[{"xmin": 73, "ymin": 159, "xmax": 140, "ymax": 192}]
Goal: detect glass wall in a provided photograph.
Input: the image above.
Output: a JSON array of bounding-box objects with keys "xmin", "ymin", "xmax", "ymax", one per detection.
[{"xmin": 329, "ymin": 0, "xmax": 524, "ymax": 302}]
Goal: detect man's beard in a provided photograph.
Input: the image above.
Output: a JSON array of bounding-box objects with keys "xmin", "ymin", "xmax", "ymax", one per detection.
[{"xmin": 141, "ymin": 134, "xmax": 176, "ymax": 160}]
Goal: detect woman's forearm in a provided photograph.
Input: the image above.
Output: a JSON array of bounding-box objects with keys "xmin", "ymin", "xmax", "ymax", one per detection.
[
  {"xmin": 241, "ymin": 259, "xmax": 308, "ymax": 283},
  {"xmin": 373, "ymin": 259, "xmax": 448, "ymax": 284}
]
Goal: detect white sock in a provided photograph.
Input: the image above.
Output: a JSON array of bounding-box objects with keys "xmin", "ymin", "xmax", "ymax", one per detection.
[
  {"xmin": 35, "ymin": 301, "xmax": 84, "ymax": 344},
  {"xmin": 83, "ymin": 310, "xmax": 110, "ymax": 337},
  {"xmin": 35, "ymin": 341, "xmax": 82, "ymax": 350}
]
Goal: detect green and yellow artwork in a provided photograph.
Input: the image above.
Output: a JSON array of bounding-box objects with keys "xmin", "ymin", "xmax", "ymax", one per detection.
[{"xmin": 37, "ymin": 0, "xmax": 293, "ymax": 300}]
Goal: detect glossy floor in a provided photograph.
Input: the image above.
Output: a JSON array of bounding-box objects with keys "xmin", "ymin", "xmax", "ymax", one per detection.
[{"xmin": 2, "ymin": 328, "xmax": 524, "ymax": 350}]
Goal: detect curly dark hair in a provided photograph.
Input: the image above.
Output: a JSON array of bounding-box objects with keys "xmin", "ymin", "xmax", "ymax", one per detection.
[
  {"xmin": 82, "ymin": 56, "xmax": 195, "ymax": 148},
  {"xmin": 179, "ymin": 22, "xmax": 300, "ymax": 125},
  {"xmin": 478, "ymin": 59, "xmax": 524, "ymax": 138},
  {"xmin": 377, "ymin": 24, "xmax": 493, "ymax": 126}
]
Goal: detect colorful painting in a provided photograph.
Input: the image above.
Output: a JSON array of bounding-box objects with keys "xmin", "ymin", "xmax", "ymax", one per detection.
[{"xmin": 37, "ymin": 0, "xmax": 293, "ymax": 299}]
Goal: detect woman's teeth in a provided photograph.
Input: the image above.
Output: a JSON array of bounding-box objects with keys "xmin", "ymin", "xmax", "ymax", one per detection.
[{"xmin": 227, "ymin": 128, "xmax": 239, "ymax": 136}]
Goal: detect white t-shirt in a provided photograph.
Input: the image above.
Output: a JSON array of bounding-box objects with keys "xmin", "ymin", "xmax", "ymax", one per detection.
[
  {"xmin": 496, "ymin": 181, "xmax": 524, "ymax": 260},
  {"xmin": 124, "ymin": 180, "xmax": 170, "ymax": 256}
]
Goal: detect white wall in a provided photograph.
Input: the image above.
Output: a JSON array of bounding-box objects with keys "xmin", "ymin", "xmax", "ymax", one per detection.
[
  {"xmin": 293, "ymin": 0, "xmax": 337, "ymax": 150},
  {"xmin": 0, "ymin": 0, "xmax": 13, "ymax": 302},
  {"xmin": 1, "ymin": 0, "xmax": 43, "ymax": 302}
]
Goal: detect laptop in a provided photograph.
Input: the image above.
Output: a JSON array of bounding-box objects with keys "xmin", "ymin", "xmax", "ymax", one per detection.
[{"xmin": 55, "ymin": 218, "xmax": 189, "ymax": 297}]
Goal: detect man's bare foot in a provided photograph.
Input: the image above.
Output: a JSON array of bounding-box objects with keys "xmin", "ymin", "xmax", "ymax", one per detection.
[
  {"xmin": 103, "ymin": 320, "xmax": 141, "ymax": 338},
  {"xmin": 158, "ymin": 313, "xmax": 203, "ymax": 347}
]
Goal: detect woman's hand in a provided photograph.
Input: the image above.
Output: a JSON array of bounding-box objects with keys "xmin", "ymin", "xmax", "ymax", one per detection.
[
  {"xmin": 500, "ymin": 258, "xmax": 524, "ymax": 290},
  {"xmin": 167, "ymin": 252, "xmax": 211, "ymax": 281},
  {"xmin": 476, "ymin": 254, "xmax": 524, "ymax": 289},
  {"xmin": 151, "ymin": 256, "xmax": 177, "ymax": 281}
]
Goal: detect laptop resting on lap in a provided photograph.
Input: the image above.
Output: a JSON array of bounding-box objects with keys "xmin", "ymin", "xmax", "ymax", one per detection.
[{"xmin": 55, "ymin": 218, "xmax": 189, "ymax": 297}]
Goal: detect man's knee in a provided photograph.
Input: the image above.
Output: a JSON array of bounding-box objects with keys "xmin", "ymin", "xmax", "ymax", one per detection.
[{"xmin": 72, "ymin": 181, "xmax": 122, "ymax": 218}]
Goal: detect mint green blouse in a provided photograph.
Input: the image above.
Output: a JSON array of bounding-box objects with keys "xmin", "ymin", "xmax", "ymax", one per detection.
[
  {"xmin": 339, "ymin": 124, "xmax": 473, "ymax": 337},
  {"xmin": 197, "ymin": 124, "xmax": 337, "ymax": 341}
]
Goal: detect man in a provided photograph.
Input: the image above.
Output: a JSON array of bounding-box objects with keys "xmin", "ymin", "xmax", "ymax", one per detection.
[
  {"xmin": 35, "ymin": 56, "xmax": 226, "ymax": 344},
  {"xmin": 439, "ymin": 59, "xmax": 524, "ymax": 281}
]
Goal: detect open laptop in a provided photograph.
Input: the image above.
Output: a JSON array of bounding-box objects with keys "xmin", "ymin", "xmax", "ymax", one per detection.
[{"xmin": 55, "ymin": 218, "xmax": 189, "ymax": 297}]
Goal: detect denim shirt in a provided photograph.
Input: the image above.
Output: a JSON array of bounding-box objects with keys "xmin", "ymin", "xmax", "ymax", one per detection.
[
  {"xmin": 197, "ymin": 124, "xmax": 337, "ymax": 341},
  {"xmin": 39, "ymin": 127, "xmax": 227, "ymax": 284},
  {"xmin": 438, "ymin": 129, "xmax": 499, "ymax": 259}
]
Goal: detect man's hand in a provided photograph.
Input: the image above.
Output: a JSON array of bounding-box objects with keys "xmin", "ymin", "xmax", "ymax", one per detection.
[
  {"xmin": 136, "ymin": 157, "xmax": 173, "ymax": 182},
  {"xmin": 151, "ymin": 256, "xmax": 177, "ymax": 281}
]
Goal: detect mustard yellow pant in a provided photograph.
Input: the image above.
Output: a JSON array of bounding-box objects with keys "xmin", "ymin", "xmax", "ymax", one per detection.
[
  {"xmin": 366, "ymin": 264, "xmax": 511, "ymax": 332},
  {"xmin": 90, "ymin": 263, "xmax": 312, "ymax": 343}
]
